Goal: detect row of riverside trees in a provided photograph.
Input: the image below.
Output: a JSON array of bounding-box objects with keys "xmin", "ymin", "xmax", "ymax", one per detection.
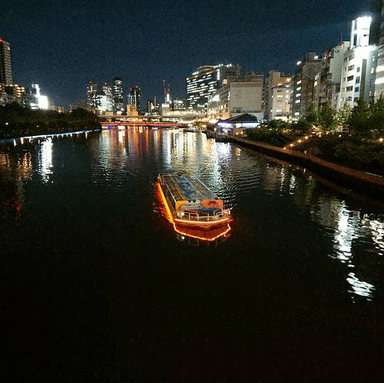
[
  {"xmin": 0, "ymin": 103, "xmax": 101, "ymax": 139},
  {"xmin": 246, "ymin": 98, "xmax": 384, "ymax": 176},
  {"xmin": 267, "ymin": 97, "xmax": 384, "ymax": 138}
]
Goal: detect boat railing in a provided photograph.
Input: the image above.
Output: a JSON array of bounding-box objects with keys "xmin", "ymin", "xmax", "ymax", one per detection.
[{"xmin": 179, "ymin": 209, "xmax": 230, "ymax": 222}]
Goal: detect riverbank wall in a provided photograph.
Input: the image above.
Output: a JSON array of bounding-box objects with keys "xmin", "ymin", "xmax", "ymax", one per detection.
[{"xmin": 230, "ymin": 137, "xmax": 384, "ymax": 201}]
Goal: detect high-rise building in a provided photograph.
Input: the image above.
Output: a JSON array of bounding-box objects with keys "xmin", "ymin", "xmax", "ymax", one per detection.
[
  {"xmin": 112, "ymin": 77, "xmax": 124, "ymax": 113},
  {"xmin": 95, "ymin": 83, "xmax": 113, "ymax": 113},
  {"xmin": 265, "ymin": 71, "xmax": 292, "ymax": 122},
  {"xmin": 207, "ymin": 72, "xmax": 264, "ymax": 120},
  {"xmin": 146, "ymin": 98, "xmax": 160, "ymax": 116},
  {"xmin": 28, "ymin": 84, "xmax": 49, "ymax": 110},
  {"xmin": 337, "ymin": 16, "xmax": 376, "ymax": 110},
  {"xmin": 86, "ymin": 80, "xmax": 98, "ymax": 110},
  {"xmin": 0, "ymin": 83, "xmax": 27, "ymax": 105},
  {"xmin": 186, "ymin": 64, "xmax": 241, "ymax": 112},
  {"xmin": 0, "ymin": 38, "xmax": 14, "ymax": 85},
  {"xmin": 291, "ymin": 53, "xmax": 322, "ymax": 120},
  {"xmin": 128, "ymin": 86, "xmax": 141, "ymax": 114},
  {"xmin": 374, "ymin": 1, "xmax": 384, "ymax": 100},
  {"xmin": 313, "ymin": 42, "xmax": 350, "ymax": 110}
]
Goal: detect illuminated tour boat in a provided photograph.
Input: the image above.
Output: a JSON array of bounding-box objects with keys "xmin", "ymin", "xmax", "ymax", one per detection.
[{"xmin": 157, "ymin": 173, "xmax": 231, "ymax": 239}]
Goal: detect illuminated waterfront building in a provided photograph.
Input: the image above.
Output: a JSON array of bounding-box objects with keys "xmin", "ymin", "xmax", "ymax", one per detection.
[
  {"xmin": 128, "ymin": 86, "xmax": 141, "ymax": 114},
  {"xmin": 313, "ymin": 42, "xmax": 350, "ymax": 110},
  {"xmin": 375, "ymin": 2, "xmax": 384, "ymax": 100},
  {"xmin": 95, "ymin": 95, "xmax": 113, "ymax": 114},
  {"xmin": 207, "ymin": 72, "xmax": 264, "ymax": 121},
  {"xmin": 172, "ymin": 98, "xmax": 187, "ymax": 111},
  {"xmin": 311, "ymin": 16, "xmax": 377, "ymax": 112},
  {"xmin": 337, "ymin": 16, "xmax": 377, "ymax": 110},
  {"xmin": 146, "ymin": 97, "xmax": 160, "ymax": 116},
  {"xmin": 29, "ymin": 84, "xmax": 49, "ymax": 110},
  {"xmin": 0, "ymin": 83, "xmax": 27, "ymax": 105},
  {"xmin": 95, "ymin": 82, "xmax": 113, "ymax": 114},
  {"xmin": 86, "ymin": 80, "xmax": 98, "ymax": 110},
  {"xmin": 291, "ymin": 53, "xmax": 322, "ymax": 120},
  {"xmin": 0, "ymin": 38, "xmax": 14, "ymax": 85},
  {"xmin": 113, "ymin": 77, "xmax": 124, "ymax": 113},
  {"xmin": 186, "ymin": 64, "xmax": 241, "ymax": 113},
  {"xmin": 265, "ymin": 71, "xmax": 292, "ymax": 122}
]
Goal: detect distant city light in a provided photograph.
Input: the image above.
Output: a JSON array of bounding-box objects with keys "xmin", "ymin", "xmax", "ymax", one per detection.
[{"xmin": 38, "ymin": 95, "xmax": 49, "ymax": 110}]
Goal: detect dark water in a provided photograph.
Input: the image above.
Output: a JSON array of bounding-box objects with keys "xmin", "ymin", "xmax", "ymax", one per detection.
[{"xmin": 1, "ymin": 129, "xmax": 384, "ymax": 382}]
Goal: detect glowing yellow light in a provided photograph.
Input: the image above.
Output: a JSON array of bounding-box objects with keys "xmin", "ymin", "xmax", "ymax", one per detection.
[
  {"xmin": 174, "ymin": 223, "xmax": 231, "ymax": 242},
  {"xmin": 156, "ymin": 182, "xmax": 174, "ymax": 223},
  {"xmin": 156, "ymin": 182, "xmax": 232, "ymax": 242}
]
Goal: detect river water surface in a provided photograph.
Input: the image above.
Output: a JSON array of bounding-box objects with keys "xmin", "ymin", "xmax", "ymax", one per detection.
[{"xmin": 1, "ymin": 129, "xmax": 384, "ymax": 382}]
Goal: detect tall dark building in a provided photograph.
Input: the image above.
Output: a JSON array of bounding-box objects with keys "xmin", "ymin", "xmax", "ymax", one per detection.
[
  {"xmin": 86, "ymin": 80, "xmax": 98, "ymax": 109},
  {"xmin": 113, "ymin": 77, "xmax": 124, "ymax": 113},
  {"xmin": 0, "ymin": 38, "xmax": 14, "ymax": 84},
  {"xmin": 291, "ymin": 53, "xmax": 322, "ymax": 119},
  {"xmin": 128, "ymin": 86, "xmax": 141, "ymax": 113}
]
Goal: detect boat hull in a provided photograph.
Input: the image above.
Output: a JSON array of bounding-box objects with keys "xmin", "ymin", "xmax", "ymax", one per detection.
[{"xmin": 157, "ymin": 173, "xmax": 231, "ymax": 233}]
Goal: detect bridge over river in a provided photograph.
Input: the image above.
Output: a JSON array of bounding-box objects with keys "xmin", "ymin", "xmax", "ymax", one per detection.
[{"xmin": 101, "ymin": 121, "xmax": 190, "ymax": 128}]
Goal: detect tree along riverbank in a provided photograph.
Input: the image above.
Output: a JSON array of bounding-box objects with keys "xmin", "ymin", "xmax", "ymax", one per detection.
[
  {"xmin": 242, "ymin": 98, "xmax": 384, "ymax": 178},
  {"xmin": 245, "ymin": 128, "xmax": 384, "ymax": 177},
  {"xmin": 0, "ymin": 103, "xmax": 101, "ymax": 139}
]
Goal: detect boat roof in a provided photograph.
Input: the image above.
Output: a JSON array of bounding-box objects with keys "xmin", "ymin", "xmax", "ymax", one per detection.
[
  {"xmin": 161, "ymin": 174, "xmax": 219, "ymax": 202},
  {"xmin": 218, "ymin": 113, "xmax": 259, "ymax": 124}
]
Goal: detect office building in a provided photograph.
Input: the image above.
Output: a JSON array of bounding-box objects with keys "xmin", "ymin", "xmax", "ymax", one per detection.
[
  {"xmin": 337, "ymin": 16, "xmax": 377, "ymax": 110},
  {"xmin": 0, "ymin": 38, "xmax": 14, "ymax": 85},
  {"xmin": 28, "ymin": 84, "xmax": 49, "ymax": 110},
  {"xmin": 146, "ymin": 97, "xmax": 160, "ymax": 116},
  {"xmin": 186, "ymin": 64, "xmax": 241, "ymax": 113},
  {"xmin": 313, "ymin": 42, "xmax": 350, "ymax": 110},
  {"xmin": 291, "ymin": 53, "xmax": 322, "ymax": 120},
  {"xmin": 95, "ymin": 82, "xmax": 113, "ymax": 113},
  {"xmin": 86, "ymin": 80, "xmax": 98, "ymax": 110},
  {"xmin": 375, "ymin": 2, "xmax": 384, "ymax": 100},
  {"xmin": 113, "ymin": 77, "xmax": 124, "ymax": 113},
  {"xmin": 172, "ymin": 98, "xmax": 187, "ymax": 111},
  {"xmin": 207, "ymin": 72, "xmax": 264, "ymax": 120},
  {"xmin": 0, "ymin": 83, "xmax": 27, "ymax": 105},
  {"xmin": 265, "ymin": 71, "xmax": 292, "ymax": 122},
  {"xmin": 128, "ymin": 86, "xmax": 141, "ymax": 114}
]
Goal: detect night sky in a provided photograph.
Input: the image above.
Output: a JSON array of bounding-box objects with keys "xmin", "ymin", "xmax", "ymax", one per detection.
[{"xmin": 1, "ymin": 0, "xmax": 374, "ymax": 109}]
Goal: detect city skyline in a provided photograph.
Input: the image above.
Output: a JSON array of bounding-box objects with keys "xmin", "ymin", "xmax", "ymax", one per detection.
[{"xmin": 0, "ymin": 0, "xmax": 375, "ymax": 108}]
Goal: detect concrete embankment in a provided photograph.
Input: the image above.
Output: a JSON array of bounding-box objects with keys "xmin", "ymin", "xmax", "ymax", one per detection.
[{"xmin": 230, "ymin": 137, "xmax": 384, "ymax": 201}]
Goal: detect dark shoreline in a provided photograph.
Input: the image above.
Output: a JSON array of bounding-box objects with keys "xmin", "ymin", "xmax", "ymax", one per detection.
[{"xmin": 230, "ymin": 137, "xmax": 384, "ymax": 202}]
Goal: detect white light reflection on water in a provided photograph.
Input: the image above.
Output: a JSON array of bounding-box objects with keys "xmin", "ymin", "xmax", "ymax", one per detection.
[
  {"xmin": 315, "ymin": 199, "xmax": 382, "ymax": 302},
  {"xmin": 216, "ymin": 142, "xmax": 231, "ymax": 160},
  {"xmin": 361, "ymin": 216, "xmax": 384, "ymax": 255},
  {"xmin": 289, "ymin": 174, "xmax": 296, "ymax": 195},
  {"xmin": 347, "ymin": 272, "xmax": 375, "ymax": 301},
  {"xmin": 38, "ymin": 138, "xmax": 53, "ymax": 183},
  {"xmin": 333, "ymin": 204, "xmax": 353, "ymax": 264},
  {"xmin": 162, "ymin": 131, "xmax": 172, "ymax": 171}
]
